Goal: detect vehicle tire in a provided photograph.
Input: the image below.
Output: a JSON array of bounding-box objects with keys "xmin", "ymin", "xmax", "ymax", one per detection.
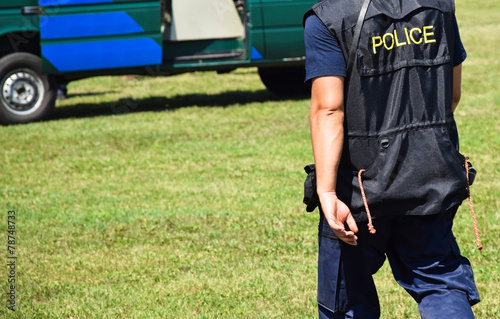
[
  {"xmin": 258, "ymin": 66, "xmax": 309, "ymax": 95},
  {"xmin": 0, "ymin": 53, "xmax": 57, "ymax": 125}
]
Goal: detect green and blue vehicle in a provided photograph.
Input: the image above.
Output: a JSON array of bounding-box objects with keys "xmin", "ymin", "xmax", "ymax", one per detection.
[{"xmin": 0, "ymin": 0, "xmax": 315, "ymax": 124}]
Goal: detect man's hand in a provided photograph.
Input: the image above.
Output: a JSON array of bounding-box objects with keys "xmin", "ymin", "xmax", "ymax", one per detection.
[{"xmin": 319, "ymin": 192, "xmax": 358, "ymax": 245}]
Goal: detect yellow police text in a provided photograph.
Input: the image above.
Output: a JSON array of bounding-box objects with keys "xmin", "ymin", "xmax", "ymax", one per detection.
[{"xmin": 372, "ymin": 25, "xmax": 436, "ymax": 54}]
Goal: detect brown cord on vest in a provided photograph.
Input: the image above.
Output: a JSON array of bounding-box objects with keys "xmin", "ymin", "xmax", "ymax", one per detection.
[
  {"xmin": 463, "ymin": 156, "xmax": 483, "ymax": 250},
  {"xmin": 358, "ymin": 169, "xmax": 376, "ymax": 234}
]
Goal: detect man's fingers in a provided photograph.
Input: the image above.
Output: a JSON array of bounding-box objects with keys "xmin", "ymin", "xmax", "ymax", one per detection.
[
  {"xmin": 326, "ymin": 217, "xmax": 345, "ymax": 232},
  {"xmin": 326, "ymin": 219, "xmax": 358, "ymax": 245},
  {"xmin": 335, "ymin": 230, "xmax": 358, "ymax": 246},
  {"xmin": 346, "ymin": 213, "xmax": 359, "ymax": 233}
]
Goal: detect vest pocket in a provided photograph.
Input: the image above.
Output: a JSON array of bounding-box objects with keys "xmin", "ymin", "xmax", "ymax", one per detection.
[
  {"xmin": 340, "ymin": 125, "xmax": 468, "ymax": 218},
  {"xmin": 345, "ymin": 136, "xmax": 384, "ymax": 174}
]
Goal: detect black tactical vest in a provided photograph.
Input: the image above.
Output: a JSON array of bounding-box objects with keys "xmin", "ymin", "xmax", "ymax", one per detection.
[{"xmin": 309, "ymin": 0, "xmax": 468, "ymax": 221}]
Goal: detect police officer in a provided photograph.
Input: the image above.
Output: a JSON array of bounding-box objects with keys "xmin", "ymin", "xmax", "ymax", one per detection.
[{"xmin": 304, "ymin": 0, "xmax": 480, "ymax": 317}]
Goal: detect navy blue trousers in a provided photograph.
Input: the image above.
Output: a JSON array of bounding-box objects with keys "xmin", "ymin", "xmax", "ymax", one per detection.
[{"xmin": 317, "ymin": 207, "xmax": 480, "ymax": 319}]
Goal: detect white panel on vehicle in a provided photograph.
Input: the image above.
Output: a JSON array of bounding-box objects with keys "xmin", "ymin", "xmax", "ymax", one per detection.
[{"xmin": 167, "ymin": 0, "xmax": 244, "ymax": 41}]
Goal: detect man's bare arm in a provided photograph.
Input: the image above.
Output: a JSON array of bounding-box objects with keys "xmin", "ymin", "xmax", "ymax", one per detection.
[
  {"xmin": 452, "ymin": 64, "xmax": 462, "ymax": 112},
  {"xmin": 310, "ymin": 76, "xmax": 358, "ymax": 245}
]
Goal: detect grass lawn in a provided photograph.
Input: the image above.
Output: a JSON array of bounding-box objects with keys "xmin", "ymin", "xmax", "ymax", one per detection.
[{"xmin": 0, "ymin": 0, "xmax": 498, "ymax": 317}]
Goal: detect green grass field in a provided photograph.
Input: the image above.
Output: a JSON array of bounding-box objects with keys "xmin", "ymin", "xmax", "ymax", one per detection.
[{"xmin": 1, "ymin": 0, "xmax": 498, "ymax": 317}]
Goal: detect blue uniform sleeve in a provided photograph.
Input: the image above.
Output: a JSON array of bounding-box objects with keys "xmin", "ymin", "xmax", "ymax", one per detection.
[
  {"xmin": 453, "ymin": 15, "xmax": 467, "ymax": 66},
  {"xmin": 304, "ymin": 13, "xmax": 346, "ymax": 83}
]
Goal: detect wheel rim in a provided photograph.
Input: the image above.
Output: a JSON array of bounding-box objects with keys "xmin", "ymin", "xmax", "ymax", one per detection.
[{"xmin": 2, "ymin": 69, "xmax": 44, "ymax": 116}]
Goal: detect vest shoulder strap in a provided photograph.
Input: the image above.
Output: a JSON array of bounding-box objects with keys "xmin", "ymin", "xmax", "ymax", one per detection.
[{"xmin": 347, "ymin": 0, "xmax": 372, "ymax": 72}]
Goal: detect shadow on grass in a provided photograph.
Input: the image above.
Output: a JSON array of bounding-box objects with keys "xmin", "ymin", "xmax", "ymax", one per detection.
[
  {"xmin": 51, "ymin": 89, "xmax": 310, "ymax": 121},
  {"xmin": 64, "ymin": 91, "xmax": 119, "ymax": 98}
]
